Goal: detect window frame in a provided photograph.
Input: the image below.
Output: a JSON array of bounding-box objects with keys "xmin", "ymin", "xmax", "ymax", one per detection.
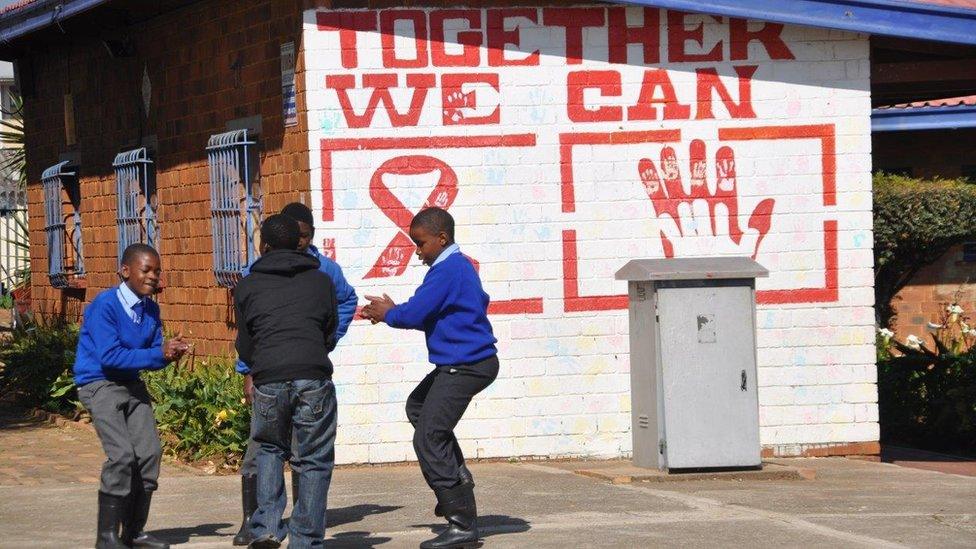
[
  {"xmin": 41, "ymin": 160, "xmax": 85, "ymax": 289},
  {"xmin": 113, "ymin": 147, "xmax": 157, "ymax": 261},
  {"xmin": 206, "ymin": 129, "xmax": 261, "ymax": 288}
]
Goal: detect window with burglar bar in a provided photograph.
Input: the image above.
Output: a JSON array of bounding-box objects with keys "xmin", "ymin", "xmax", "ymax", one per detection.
[
  {"xmin": 207, "ymin": 129, "xmax": 261, "ymax": 288},
  {"xmin": 42, "ymin": 161, "xmax": 85, "ymax": 289},
  {"xmin": 113, "ymin": 147, "xmax": 157, "ymax": 261}
]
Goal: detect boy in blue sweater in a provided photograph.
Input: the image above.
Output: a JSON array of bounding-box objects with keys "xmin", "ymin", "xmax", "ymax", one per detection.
[
  {"xmin": 362, "ymin": 207, "xmax": 498, "ymax": 549},
  {"xmin": 73, "ymin": 244, "xmax": 189, "ymax": 549}
]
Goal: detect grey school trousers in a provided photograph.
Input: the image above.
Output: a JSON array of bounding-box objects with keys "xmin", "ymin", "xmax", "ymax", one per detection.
[{"xmin": 78, "ymin": 379, "xmax": 162, "ymax": 497}]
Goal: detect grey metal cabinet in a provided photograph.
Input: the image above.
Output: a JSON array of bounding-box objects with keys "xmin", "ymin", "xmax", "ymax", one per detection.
[{"xmin": 615, "ymin": 257, "xmax": 768, "ymax": 471}]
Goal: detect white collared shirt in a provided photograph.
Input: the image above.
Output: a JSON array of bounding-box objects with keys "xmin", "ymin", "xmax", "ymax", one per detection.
[
  {"xmin": 116, "ymin": 283, "xmax": 146, "ymax": 324},
  {"xmin": 432, "ymin": 243, "xmax": 461, "ymax": 268}
]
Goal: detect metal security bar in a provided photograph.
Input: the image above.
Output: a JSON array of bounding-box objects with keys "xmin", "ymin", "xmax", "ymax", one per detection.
[
  {"xmin": 113, "ymin": 148, "xmax": 156, "ymax": 261},
  {"xmin": 0, "ymin": 186, "xmax": 28, "ymax": 295},
  {"xmin": 42, "ymin": 161, "xmax": 84, "ymax": 289},
  {"xmin": 207, "ymin": 129, "xmax": 260, "ymax": 288}
]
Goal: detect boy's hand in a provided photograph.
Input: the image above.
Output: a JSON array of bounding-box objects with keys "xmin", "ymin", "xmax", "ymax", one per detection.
[
  {"xmin": 243, "ymin": 374, "xmax": 254, "ymax": 405},
  {"xmin": 163, "ymin": 331, "xmax": 190, "ymax": 362},
  {"xmin": 363, "ymin": 294, "xmax": 396, "ymax": 324},
  {"xmin": 359, "ymin": 305, "xmax": 382, "ymax": 325}
]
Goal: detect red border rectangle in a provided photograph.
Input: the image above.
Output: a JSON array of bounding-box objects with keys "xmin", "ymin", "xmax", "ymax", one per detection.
[
  {"xmin": 319, "ymin": 133, "xmax": 544, "ymax": 315},
  {"xmin": 560, "ymin": 125, "xmax": 839, "ymax": 310}
]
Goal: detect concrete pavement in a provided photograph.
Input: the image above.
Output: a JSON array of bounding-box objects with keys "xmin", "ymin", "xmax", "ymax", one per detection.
[{"xmin": 1, "ymin": 410, "xmax": 975, "ymax": 548}]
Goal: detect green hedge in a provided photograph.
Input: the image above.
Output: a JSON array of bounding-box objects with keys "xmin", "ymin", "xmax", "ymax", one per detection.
[
  {"xmin": 874, "ymin": 173, "xmax": 976, "ymax": 325},
  {"xmin": 0, "ymin": 321, "xmax": 250, "ymax": 464}
]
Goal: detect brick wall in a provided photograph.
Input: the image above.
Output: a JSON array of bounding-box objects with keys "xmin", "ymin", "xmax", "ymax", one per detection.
[
  {"xmin": 24, "ymin": 0, "xmax": 310, "ymax": 353},
  {"xmin": 892, "ymin": 244, "xmax": 976, "ymax": 342},
  {"xmin": 21, "ymin": 1, "xmax": 880, "ymax": 463},
  {"xmin": 873, "ymin": 128, "xmax": 976, "ymax": 179},
  {"xmin": 302, "ymin": 5, "xmax": 878, "ymax": 463}
]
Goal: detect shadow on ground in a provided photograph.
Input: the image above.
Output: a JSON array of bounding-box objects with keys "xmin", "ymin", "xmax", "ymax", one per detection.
[
  {"xmin": 329, "ymin": 503, "xmax": 401, "ymax": 527},
  {"xmin": 0, "ymin": 405, "xmax": 47, "ymax": 432},
  {"xmin": 150, "ymin": 522, "xmax": 234, "ymax": 544},
  {"xmin": 414, "ymin": 514, "xmax": 531, "ymax": 538},
  {"xmin": 882, "ymin": 445, "xmax": 973, "ymax": 463},
  {"xmin": 328, "ymin": 530, "xmax": 395, "ymax": 547}
]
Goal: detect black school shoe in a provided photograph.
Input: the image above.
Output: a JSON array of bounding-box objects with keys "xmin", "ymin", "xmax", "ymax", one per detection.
[
  {"xmin": 233, "ymin": 475, "xmax": 258, "ymax": 546},
  {"xmin": 435, "ymin": 464, "xmax": 474, "ymax": 517},
  {"xmin": 122, "ymin": 490, "xmax": 170, "ymax": 548},
  {"xmin": 421, "ymin": 483, "xmax": 480, "ymax": 549}
]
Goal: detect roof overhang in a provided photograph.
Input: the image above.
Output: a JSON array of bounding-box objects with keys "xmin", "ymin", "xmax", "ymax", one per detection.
[
  {"xmin": 872, "ymin": 105, "xmax": 976, "ymax": 131},
  {"xmin": 3, "ymin": 0, "xmax": 976, "ymax": 46},
  {"xmin": 0, "ymin": 0, "xmax": 109, "ymax": 44},
  {"xmin": 614, "ymin": 0, "xmax": 976, "ymax": 45}
]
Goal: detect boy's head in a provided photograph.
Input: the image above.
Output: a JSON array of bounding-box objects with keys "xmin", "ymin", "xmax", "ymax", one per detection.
[
  {"xmin": 409, "ymin": 207, "xmax": 455, "ymax": 267},
  {"xmin": 281, "ymin": 202, "xmax": 314, "ymax": 253},
  {"xmin": 119, "ymin": 243, "xmax": 161, "ymax": 297},
  {"xmin": 260, "ymin": 214, "xmax": 300, "ymax": 254}
]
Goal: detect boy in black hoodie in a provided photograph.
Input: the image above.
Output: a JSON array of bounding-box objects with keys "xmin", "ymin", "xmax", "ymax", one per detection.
[{"xmin": 234, "ymin": 214, "xmax": 339, "ymax": 549}]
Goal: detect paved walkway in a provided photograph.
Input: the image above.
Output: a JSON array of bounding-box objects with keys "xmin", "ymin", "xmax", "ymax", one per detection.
[
  {"xmin": 0, "ymin": 406, "xmax": 195, "ymax": 486},
  {"xmin": 1, "ymin": 407, "xmax": 975, "ymax": 548}
]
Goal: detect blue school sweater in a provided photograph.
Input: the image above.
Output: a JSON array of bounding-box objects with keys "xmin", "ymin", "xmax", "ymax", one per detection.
[
  {"xmin": 385, "ymin": 251, "xmax": 497, "ymax": 366},
  {"xmin": 73, "ymin": 287, "xmax": 167, "ymax": 386}
]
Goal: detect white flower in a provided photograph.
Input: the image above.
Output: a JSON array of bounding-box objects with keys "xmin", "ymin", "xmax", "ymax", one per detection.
[
  {"xmin": 878, "ymin": 328, "xmax": 894, "ymax": 339},
  {"xmin": 947, "ymin": 304, "xmax": 964, "ymax": 315},
  {"xmin": 905, "ymin": 335, "xmax": 923, "ymax": 349}
]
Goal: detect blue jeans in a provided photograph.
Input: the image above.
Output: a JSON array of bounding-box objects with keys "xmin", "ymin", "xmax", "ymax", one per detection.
[{"xmin": 250, "ymin": 379, "xmax": 337, "ymax": 548}]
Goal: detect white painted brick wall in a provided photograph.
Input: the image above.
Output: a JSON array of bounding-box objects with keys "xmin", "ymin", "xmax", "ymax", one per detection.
[{"xmin": 302, "ymin": 6, "xmax": 876, "ymax": 463}]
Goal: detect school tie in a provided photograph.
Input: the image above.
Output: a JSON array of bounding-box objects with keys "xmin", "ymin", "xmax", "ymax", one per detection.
[{"xmin": 131, "ymin": 300, "xmax": 144, "ymax": 324}]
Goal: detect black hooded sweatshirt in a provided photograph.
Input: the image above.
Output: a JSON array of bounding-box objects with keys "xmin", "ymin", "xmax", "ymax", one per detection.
[{"xmin": 233, "ymin": 249, "xmax": 339, "ymax": 386}]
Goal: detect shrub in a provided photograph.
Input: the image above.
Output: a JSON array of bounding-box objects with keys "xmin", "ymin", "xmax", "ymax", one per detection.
[
  {"xmin": 873, "ymin": 173, "xmax": 976, "ymax": 325},
  {"xmin": 878, "ymin": 349, "xmax": 976, "ymax": 454},
  {"xmin": 877, "ymin": 302, "xmax": 976, "ymax": 454},
  {"xmin": 0, "ymin": 319, "xmax": 250, "ymax": 465},
  {"xmin": 145, "ymin": 356, "xmax": 251, "ymax": 465},
  {"xmin": 0, "ymin": 319, "xmax": 81, "ymax": 415}
]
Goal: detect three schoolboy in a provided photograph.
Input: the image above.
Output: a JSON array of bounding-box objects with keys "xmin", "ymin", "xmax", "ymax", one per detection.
[{"xmin": 75, "ymin": 206, "xmax": 492, "ymax": 549}]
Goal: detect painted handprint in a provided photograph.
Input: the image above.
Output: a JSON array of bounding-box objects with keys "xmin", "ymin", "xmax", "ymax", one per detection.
[
  {"xmin": 440, "ymin": 75, "xmax": 501, "ymax": 126},
  {"xmin": 638, "ymin": 140, "xmax": 774, "ymax": 259},
  {"xmin": 443, "ymin": 89, "xmax": 476, "ymax": 124}
]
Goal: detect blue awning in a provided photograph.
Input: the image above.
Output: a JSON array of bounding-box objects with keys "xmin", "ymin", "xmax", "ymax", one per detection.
[
  {"xmin": 614, "ymin": 0, "xmax": 976, "ymax": 45},
  {"xmin": 872, "ymin": 105, "xmax": 976, "ymax": 131},
  {"xmin": 3, "ymin": 0, "xmax": 976, "ymax": 45}
]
